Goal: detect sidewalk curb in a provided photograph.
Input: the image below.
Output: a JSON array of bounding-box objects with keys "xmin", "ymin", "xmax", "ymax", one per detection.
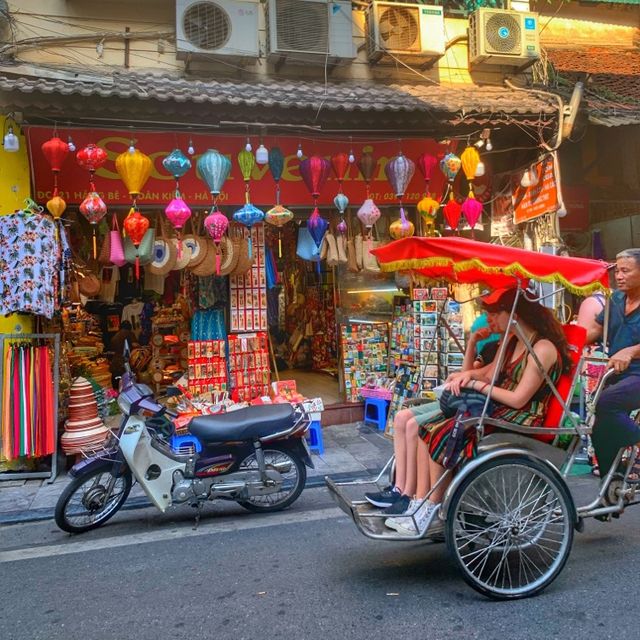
[{"xmin": 0, "ymin": 467, "xmax": 384, "ymax": 526}]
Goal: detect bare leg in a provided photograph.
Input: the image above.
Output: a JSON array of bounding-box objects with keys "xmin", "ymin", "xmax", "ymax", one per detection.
[
  {"xmin": 415, "ymin": 438, "xmax": 431, "ymax": 499},
  {"xmin": 402, "ymin": 417, "xmax": 420, "ymax": 497},
  {"xmin": 428, "ymin": 456, "xmax": 450, "ymax": 504},
  {"xmin": 392, "ymin": 409, "xmax": 413, "ymax": 494}
]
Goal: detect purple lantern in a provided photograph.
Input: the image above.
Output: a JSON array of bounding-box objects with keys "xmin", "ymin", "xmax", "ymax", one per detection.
[
  {"xmin": 307, "ymin": 206, "xmax": 329, "ymax": 249},
  {"xmin": 385, "ymin": 153, "xmax": 415, "ymax": 200}
]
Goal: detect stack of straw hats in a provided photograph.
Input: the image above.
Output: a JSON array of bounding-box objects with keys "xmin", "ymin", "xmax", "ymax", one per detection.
[{"xmin": 61, "ymin": 377, "xmax": 110, "ymax": 454}]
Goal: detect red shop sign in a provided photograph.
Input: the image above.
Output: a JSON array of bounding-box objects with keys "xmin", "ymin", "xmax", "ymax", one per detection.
[{"xmin": 26, "ymin": 127, "xmax": 450, "ymax": 208}]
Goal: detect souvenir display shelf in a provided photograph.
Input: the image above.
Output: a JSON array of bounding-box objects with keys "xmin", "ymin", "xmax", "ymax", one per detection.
[
  {"xmin": 187, "ymin": 339, "xmax": 228, "ymax": 396},
  {"xmin": 228, "ymin": 332, "xmax": 271, "ymax": 402},
  {"xmin": 340, "ymin": 321, "xmax": 389, "ymax": 403},
  {"xmin": 388, "ymin": 294, "xmax": 415, "ymax": 375}
]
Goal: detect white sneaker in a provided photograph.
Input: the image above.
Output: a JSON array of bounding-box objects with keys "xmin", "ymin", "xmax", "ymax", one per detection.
[
  {"xmin": 416, "ymin": 502, "xmax": 441, "ymax": 535},
  {"xmin": 384, "ymin": 499, "xmax": 420, "ymax": 532},
  {"xmin": 386, "ymin": 501, "xmax": 441, "ymax": 537}
]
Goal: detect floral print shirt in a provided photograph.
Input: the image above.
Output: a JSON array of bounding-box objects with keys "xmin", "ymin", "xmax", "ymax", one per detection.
[{"xmin": 0, "ymin": 212, "xmax": 63, "ymax": 319}]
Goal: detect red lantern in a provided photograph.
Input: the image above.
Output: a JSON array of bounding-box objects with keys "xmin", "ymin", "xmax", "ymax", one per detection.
[
  {"xmin": 41, "ymin": 137, "xmax": 69, "ymax": 173},
  {"xmin": 357, "ymin": 152, "xmax": 376, "ymax": 197},
  {"xmin": 123, "ymin": 209, "xmax": 150, "ymax": 279},
  {"xmin": 76, "ymin": 144, "xmax": 108, "ymax": 173},
  {"xmin": 417, "ymin": 153, "xmax": 438, "ymax": 196},
  {"xmin": 331, "ymin": 152, "xmax": 349, "ymax": 191},
  {"xmin": 80, "ymin": 191, "xmax": 107, "ymax": 258},
  {"xmin": 443, "ymin": 198, "xmax": 462, "ymax": 233}
]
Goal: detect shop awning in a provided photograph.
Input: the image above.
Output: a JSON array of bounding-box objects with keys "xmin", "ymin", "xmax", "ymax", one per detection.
[
  {"xmin": 547, "ymin": 47, "xmax": 640, "ymax": 127},
  {"xmin": 0, "ymin": 66, "xmax": 559, "ymax": 127}
]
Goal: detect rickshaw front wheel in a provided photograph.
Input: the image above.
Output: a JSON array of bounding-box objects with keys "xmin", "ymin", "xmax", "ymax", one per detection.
[{"xmin": 446, "ymin": 454, "xmax": 574, "ymax": 600}]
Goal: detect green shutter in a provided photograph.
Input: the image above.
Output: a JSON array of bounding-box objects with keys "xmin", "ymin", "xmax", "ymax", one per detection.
[{"xmin": 580, "ymin": 1, "xmax": 640, "ymax": 5}]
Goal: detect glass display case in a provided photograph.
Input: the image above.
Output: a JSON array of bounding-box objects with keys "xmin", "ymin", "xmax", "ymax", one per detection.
[{"xmin": 335, "ymin": 268, "xmax": 400, "ymax": 324}]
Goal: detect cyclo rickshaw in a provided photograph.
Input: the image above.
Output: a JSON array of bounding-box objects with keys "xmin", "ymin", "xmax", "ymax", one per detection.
[{"xmin": 325, "ymin": 236, "xmax": 635, "ymax": 600}]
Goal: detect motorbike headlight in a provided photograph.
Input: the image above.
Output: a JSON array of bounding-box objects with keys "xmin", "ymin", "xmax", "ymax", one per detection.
[{"xmin": 117, "ymin": 393, "xmax": 132, "ymax": 415}]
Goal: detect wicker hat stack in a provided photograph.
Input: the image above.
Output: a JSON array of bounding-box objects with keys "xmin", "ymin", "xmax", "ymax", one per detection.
[{"xmin": 61, "ymin": 377, "xmax": 110, "ymax": 454}]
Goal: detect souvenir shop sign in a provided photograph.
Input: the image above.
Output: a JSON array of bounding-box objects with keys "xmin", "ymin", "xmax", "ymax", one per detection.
[
  {"xmin": 26, "ymin": 127, "xmax": 448, "ymax": 207},
  {"xmin": 512, "ymin": 155, "xmax": 559, "ymax": 224}
]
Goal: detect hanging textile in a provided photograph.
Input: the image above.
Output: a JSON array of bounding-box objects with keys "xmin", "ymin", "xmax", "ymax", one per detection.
[
  {"xmin": 0, "ymin": 210, "xmax": 64, "ymax": 319},
  {"xmin": 1, "ymin": 343, "xmax": 55, "ymax": 461}
]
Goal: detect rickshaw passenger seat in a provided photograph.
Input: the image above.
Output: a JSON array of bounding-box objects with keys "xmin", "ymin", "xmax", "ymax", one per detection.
[{"xmin": 540, "ymin": 324, "xmax": 587, "ymax": 441}]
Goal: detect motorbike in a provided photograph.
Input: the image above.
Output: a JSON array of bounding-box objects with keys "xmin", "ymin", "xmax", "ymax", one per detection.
[{"xmin": 55, "ymin": 365, "xmax": 313, "ymax": 533}]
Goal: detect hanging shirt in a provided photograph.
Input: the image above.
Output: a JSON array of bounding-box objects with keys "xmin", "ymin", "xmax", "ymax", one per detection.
[
  {"xmin": 121, "ymin": 301, "xmax": 145, "ymax": 336},
  {"xmin": 0, "ymin": 212, "xmax": 61, "ymax": 319}
]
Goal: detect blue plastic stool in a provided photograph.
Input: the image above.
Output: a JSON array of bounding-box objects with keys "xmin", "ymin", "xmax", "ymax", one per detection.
[
  {"xmin": 363, "ymin": 397, "xmax": 389, "ymax": 431},
  {"xmin": 169, "ymin": 434, "xmax": 203, "ymax": 455},
  {"xmin": 306, "ymin": 420, "xmax": 324, "ymax": 455}
]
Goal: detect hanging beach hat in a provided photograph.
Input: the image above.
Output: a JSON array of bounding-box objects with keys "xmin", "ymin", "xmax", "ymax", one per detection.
[
  {"xmin": 148, "ymin": 236, "xmax": 177, "ymax": 276},
  {"xmin": 216, "ymin": 236, "xmax": 238, "ymax": 276},
  {"xmin": 171, "ymin": 237, "xmax": 192, "ymax": 270},
  {"xmin": 184, "ymin": 234, "xmax": 206, "ymax": 269},
  {"xmin": 230, "ymin": 236, "xmax": 254, "ymax": 276},
  {"xmin": 191, "ymin": 239, "xmax": 216, "ymax": 277}
]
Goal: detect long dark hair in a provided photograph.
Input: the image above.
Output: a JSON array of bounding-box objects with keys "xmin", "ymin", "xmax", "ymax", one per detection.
[{"xmin": 483, "ymin": 289, "xmax": 573, "ymax": 373}]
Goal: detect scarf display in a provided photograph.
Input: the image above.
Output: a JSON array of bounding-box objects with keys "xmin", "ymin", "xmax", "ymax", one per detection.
[{"xmin": 1, "ymin": 343, "xmax": 55, "ymax": 461}]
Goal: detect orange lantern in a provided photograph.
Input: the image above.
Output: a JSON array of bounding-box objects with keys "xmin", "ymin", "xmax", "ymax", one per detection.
[
  {"xmin": 123, "ymin": 207, "xmax": 150, "ymax": 279},
  {"xmin": 46, "ymin": 189, "xmax": 67, "ymax": 220}
]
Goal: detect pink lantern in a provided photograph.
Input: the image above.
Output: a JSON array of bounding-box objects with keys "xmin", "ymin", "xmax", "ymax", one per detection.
[
  {"xmin": 462, "ymin": 196, "xmax": 483, "ymax": 238},
  {"xmin": 165, "ymin": 196, "xmax": 192, "ymax": 258},
  {"xmin": 357, "ymin": 198, "xmax": 381, "ymax": 236},
  {"xmin": 204, "ymin": 208, "xmax": 229, "ymax": 275},
  {"xmin": 417, "ymin": 152, "xmax": 438, "ymax": 196},
  {"xmin": 79, "ymin": 191, "xmax": 107, "ymax": 258}
]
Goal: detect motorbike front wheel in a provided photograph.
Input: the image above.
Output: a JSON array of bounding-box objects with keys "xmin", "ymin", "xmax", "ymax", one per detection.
[
  {"xmin": 55, "ymin": 462, "xmax": 132, "ymax": 533},
  {"xmin": 236, "ymin": 445, "xmax": 306, "ymax": 513}
]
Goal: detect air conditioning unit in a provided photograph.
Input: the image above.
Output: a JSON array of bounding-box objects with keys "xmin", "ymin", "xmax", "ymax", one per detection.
[
  {"xmin": 265, "ymin": 0, "xmax": 355, "ymax": 64},
  {"xmin": 468, "ymin": 8, "xmax": 540, "ymax": 68},
  {"xmin": 176, "ymin": 0, "xmax": 259, "ymax": 59},
  {"xmin": 366, "ymin": 2, "xmax": 445, "ymax": 65}
]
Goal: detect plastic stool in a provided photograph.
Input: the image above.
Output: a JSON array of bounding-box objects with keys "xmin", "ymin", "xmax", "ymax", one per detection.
[
  {"xmin": 363, "ymin": 397, "xmax": 389, "ymax": 431},
  {"xmin": 169, "ymin": 434, "xmax": 203, "ymax": 455},
  {"xmin": 306, "ymin": 420, "xmax": 324, "ymax": 455}
]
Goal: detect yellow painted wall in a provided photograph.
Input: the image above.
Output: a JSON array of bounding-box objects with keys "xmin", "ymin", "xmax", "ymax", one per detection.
[
  {"xmin": 0, "ymin": 116, "xmax": 31, "ymax": 215},
  {"xmin": 0, "ymin": 115, "xmax": 34, "ymax": 335}
]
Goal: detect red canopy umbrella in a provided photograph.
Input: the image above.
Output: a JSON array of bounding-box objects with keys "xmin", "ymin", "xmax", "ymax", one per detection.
[{"xmin": 371, "ymin": 236, "xmax": 611, "ymax": 295}]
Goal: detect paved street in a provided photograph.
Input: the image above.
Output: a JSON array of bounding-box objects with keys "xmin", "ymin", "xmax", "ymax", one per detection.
[{"xmin": 0, "ymin": 475, "xmax": 638, "ymax": 640}]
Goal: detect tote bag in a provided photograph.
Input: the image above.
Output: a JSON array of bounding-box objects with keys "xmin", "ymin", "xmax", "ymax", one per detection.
[
  {"xmin": 124, "ymin": 228, "xmax": 156, "ymax": 266},
  {"xmin": 109, "ymin": 214, "xmax": 126, "ymax": 267},
  {"xmin": 296, "ymin": 227, "xmax": 320, "ymax": 262}
]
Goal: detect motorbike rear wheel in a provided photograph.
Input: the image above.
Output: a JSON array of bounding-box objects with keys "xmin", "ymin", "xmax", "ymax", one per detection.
[
  {"xmin": 55, "ymin": 462, "xmax": 132, "ymax": 533},
  {"xmin": 236, "ymin": 444, "xmax": 306, "ymax": 513}
]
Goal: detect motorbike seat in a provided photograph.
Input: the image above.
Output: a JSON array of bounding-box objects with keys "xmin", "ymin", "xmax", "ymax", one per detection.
[{"xmin": 188, "ymin": 404, "xmax": 295, "ymax": 443}]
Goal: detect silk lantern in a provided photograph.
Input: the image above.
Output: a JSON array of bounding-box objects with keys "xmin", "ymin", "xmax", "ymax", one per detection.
[
  {"xmin": 41, "ymin": 136, "xmax": 69, "ymax": 224},
  {"xmin": 334, "ymin": 193, "xmax": 349, "ymax": 214},
  {"xmin": 417, "ymin": 195, "xmax": 440, "ymax": 237},
  {"xmin": 443, "ymin": 198, "xmax": 462, "ymax": 233},
  {"xmin": 357, "ymin": 199, "xmax": 381, "ymax": 239},
  {"xmin": 307, "ymin": 206, "xmax": 329, "ymax": 250},
  {"xmin": 238, "ymin": 148, "xmax": 256, "ymax": 203},
  {"xmin": 197, "ymin": 149, "xmax": 231, "ymax": 198},
  {"xmin": 300, "ymin": 156, "xmax": 332, "ymax": 199},
  {"xmin": 165, "ymin": 197, "xmax": 192, "ymax": 258},
  {"xmin": 265, "ymin": 204, "xmax": 293, "ymax": 258},
  {"xmin": 76, "ymin": 143, "xmax": 108, "ymax": 257},
  {"xmin": 417, "ymin": 152, "xmax": 438, "ymax": 196},
  {"xmin": 357, "ymin": 152, "xmax": 376, "ymax": 197},
  {"xmin": 46, "ymin": 189, "xmax": 67, "ymax": 219},
  {"xmin": 385, "ymin": 153, "xmax": 415, "ymax": 200},
  {"xmin": 440, "ymin": 152, "xmax": 461, "ymax": 201},
  {"xmin": 461, "ymin": 196, "xmax": 483, "ymax": 237},
  {"xmin": 390, "ymin": 207, "xmax": 415, "ymax": 240},
  {"xmin": 80, "ymin": 191, "xmax": 107, "ymax": 258},
  {"xmin": 123, "ymin": 208, "xmax": 150, "ymax": 279},
  {"xmin": 162, "ymin": 148, "xmax": 191, "ymax": 181},
  {"xmin": 268, "ymin": 146, "xmax": 285, "ymax": 204},
  {"xmin": 204, "ymin": 209, "xmax": 229, "ymax": 274},
  {"xmin": 336, "ymin": 218, "xmax": 348, "ymax": 236},
  {"xmin": 331, "ymin": 152, "xmax": 349, "ymax": 192},
  {"xmin": 233, "ymin": 203, "xmax": 264, "ymax": 259},
  {"xmin": 115, "ymin": 148, "xmax": 152, "ymax": 199}
]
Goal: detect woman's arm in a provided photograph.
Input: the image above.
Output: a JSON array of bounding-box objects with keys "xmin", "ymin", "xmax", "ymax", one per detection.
[{"xmin": 473, "ymin": 339, "xmax": 558, "ymax": 410}]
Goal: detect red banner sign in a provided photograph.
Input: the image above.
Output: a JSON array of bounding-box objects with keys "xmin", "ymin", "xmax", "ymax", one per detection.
[{"xmin": 26, "ymin": 127, "xmax": 450, "ymax": 208}]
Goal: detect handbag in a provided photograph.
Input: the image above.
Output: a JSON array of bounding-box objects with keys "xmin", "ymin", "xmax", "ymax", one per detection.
[
  {"xmin": 124, "ymin": 227, "xmax": 156, "ymax": 265},
  {"xmin": 439, "ymin": 388, "xmax": 493, "ymax": 419},
  {"xmin": 354, "ymin": 233, "xmax": 364, "ymax": 270},
  {"xmin": 109, "ymin": 215, "xmax": 126, "ymax": 267},
  {"xmin": 324, "ymin": 230, "xmax": 339, "ymax": 267},
  {"xmin": 97, "ymin": 232, "xmax": 111, "ymax": 265},
  {"xmin": 362, "ymin": 228, "xmax": 381, "ymax": 273},
  {"xmin": 76, "ymin": 270, "xmax": 101, "ymax": 298},
  {"xmin": 296, "ymin": 227, "xmax": 320, "ymax": 262},
  {"xmin": 337, "ymin": 234, "xmax": 348, "ymax": 264}
]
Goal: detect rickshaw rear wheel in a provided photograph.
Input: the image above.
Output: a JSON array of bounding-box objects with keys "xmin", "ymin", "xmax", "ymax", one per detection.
[{"xmin": 446, "ymin": 454, "xmax": 574, "ymax": 600}]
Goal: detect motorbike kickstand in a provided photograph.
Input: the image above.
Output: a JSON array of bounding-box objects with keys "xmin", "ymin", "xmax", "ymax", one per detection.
[{"xmin": 192, "ymin": 502, "xmax": 204, "ymax": 530}]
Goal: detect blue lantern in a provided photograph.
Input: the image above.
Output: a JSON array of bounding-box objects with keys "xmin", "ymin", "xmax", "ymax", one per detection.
[
  {"xmin": 197, "ymin": 149, "xmax": 232, "ymax": 196},
  {"xmin": 162, "ymin": 148, "xmax": 191, "ymax": 180},
  {"xmin": 233, "ymin": 203, "xmax": 265, "ymax": 258},
  {"xmin": 333, "ymin": 193, "xmax": 349, "ymax": 214}
]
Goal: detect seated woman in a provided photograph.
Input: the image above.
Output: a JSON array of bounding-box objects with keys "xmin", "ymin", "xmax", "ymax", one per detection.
[
  {"xmin": 364, "ymin": 311, "xmax": 501, "ymax": 515},
  {"xmin": 386, "ymin": 287, "xmax": 573, "ymax": 536}
]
